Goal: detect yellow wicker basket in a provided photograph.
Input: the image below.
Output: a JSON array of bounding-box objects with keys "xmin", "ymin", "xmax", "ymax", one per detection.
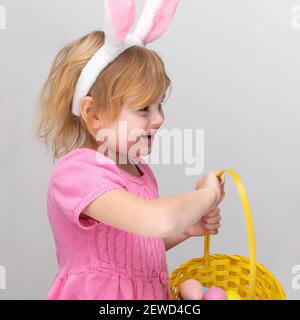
[{"xmin": 170, "ymin": 169, "xmax": 286, "ymax": 300}]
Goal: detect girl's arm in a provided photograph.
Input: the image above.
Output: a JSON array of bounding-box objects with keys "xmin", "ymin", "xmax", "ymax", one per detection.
[
  {"xmin": 163, "ymin": 207, "xmax": 222, "ymax": 251},
  {"xmin": 83, "ymin": 187, "xmax": 218, "ymax": 238},
  {"xmin": 163, "ymin": 233, "xmax": 190, "ymax": 251}
]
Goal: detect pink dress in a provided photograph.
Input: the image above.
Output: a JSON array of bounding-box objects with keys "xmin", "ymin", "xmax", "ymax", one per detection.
[{"xmin": 47, "ymin": 148, "xmax": 171, "ymax": 300}]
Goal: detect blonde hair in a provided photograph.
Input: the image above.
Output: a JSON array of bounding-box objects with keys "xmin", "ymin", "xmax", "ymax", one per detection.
[{"xmin": 33, "ymin": 31, "xmax": 171, "ymax": 161}]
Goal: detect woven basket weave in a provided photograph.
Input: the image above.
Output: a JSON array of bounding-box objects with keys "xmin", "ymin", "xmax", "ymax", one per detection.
[{"xmin": 169, "ymin": 169, "xmax": 286, "ymax": 300}]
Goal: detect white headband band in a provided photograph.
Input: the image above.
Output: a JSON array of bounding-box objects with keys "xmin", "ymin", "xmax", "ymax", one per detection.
[{"xmin": 72, "ymin": 0, "xmax": 180, "ymax": 117}]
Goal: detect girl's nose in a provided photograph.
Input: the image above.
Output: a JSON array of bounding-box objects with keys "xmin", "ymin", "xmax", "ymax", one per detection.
[{"xmin": 151, "ymin": 109, "xmax": 164, "ymax": 128}]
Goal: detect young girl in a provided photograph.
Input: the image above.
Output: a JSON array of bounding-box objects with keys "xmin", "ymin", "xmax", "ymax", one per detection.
[{"xmin": 34, "ymin": 0, "xmax": 225, "ymax": 300}]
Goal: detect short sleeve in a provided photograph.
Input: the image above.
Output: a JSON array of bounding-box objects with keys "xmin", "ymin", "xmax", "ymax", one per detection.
[{"xmin": 48, "ymin": 149, "xmax": 127, "ymax": 229}]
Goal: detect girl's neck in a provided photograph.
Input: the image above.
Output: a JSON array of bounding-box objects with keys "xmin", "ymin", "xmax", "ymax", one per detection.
[
  {"xmin": 82, "ymin": 141, "xmax": 141, "ymax": 177},
  {"xmin": 82, "ymin": 139, "xmax": 132, "ymax": 166}
]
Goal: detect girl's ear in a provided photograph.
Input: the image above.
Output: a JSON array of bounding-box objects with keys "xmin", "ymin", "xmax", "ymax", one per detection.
[
  {"xmin": 79, "ymin": 97, "xmax": 98, "ymax": 123},
  {"xmin": 104, "ymin": 0, "xmax": 136, "ymax": 46},
  {"xmin": 133, "ymin": 0, "xmax": 181, "ymax": 44}
]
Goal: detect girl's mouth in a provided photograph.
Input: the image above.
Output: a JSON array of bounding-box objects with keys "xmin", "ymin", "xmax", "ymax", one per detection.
[{"xmin": 141, "ymin": 134, "xmax": 154, "ymax": 144}]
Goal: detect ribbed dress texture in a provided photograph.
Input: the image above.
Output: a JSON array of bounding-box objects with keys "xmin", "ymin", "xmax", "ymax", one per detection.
[{"xmin": 47, "ymin": 148, "xmax": 171, "ymax": 300}]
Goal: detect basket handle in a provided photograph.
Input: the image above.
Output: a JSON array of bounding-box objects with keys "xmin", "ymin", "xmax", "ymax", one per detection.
[{"xmin": 204, "ymin": 169, "xmax": 257, "ymax": 299}]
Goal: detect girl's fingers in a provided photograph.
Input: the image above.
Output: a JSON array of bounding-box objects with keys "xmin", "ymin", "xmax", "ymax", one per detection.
[
  {"xmin": 219, "ymin": 175, "xmax": 225, "ymax": 186},
  {"xmin": 204, "ymin": 222, "xmax": 221, "ymax": 230},
  {"xmin": 204, "ymin": 215, "xmax": 221, "ymax": 224},
  {"xmin": 204, "ymin": 197, "xmax": 222, "ymax": 234},
  {"xmin": 217, "ymin": 192, "xmax": 225, "ymax": 205},
  {"xmin": 207, "ymin": 207, "xmax": 220, "ymax": 218},
  {"xmin": 222, "ymin": 175, "xmax": 225, "ymax": 185}
]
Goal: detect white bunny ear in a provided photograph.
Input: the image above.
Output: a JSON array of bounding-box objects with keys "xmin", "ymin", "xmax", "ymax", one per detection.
[
  {"xmin": 104, "ymin": 0, "xmax": 136, "ymax": 46},
  {"xmin": 72, "ymin": 0, "xmax": 181, "ymax": 117},
  {"xmin": 133, "ymin": 0, "xmax": 180, "ymax": 45}
]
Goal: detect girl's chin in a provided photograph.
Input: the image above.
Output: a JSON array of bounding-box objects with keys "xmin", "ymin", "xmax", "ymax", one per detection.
[{"xmin": 128, "ymin": 147, "xmax": 152, "ymax": 158}]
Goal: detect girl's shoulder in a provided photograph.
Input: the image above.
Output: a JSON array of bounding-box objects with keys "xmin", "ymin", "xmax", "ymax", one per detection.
[
  {"xmin": 47, "ymin": 148, "xmax": 127, "ymax": 230},
  {"xmin": 53, "ymin": 147, "xmax": 119, "ymax": 170},
  {"xmin": 49, "ymin": 148, "xmax": 126, "ymax": 186},
  {"xmin": 54, "ymin": 147, "xmax": 109, "ymax": 166},
  {"xmin": 49, "ymin": 148, "xmax": 158, "ymax": 191}
]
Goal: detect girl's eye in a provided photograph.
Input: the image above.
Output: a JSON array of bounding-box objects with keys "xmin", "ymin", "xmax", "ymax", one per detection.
[
  {"xmin": 139, "ymin": 106, "xmax": 150, "ymax": 113},
  {"xmin": 139, "ymin": 102, "xmax": 164, "ymax": 113}
]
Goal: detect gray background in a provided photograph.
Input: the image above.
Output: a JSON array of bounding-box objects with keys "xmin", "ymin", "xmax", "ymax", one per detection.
[{"xmin": 0, "ymin": 0, "xmax": 299, "ymax": 299}]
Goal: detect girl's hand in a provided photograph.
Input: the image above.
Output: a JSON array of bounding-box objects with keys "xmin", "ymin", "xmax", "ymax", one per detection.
[
  {"xmin": 183, "ymin": 207, "xmax": 222, "ymax": 237},
  {"xmin": 195, "ymin": 171, "xmax": 225, "ymax": 205}
]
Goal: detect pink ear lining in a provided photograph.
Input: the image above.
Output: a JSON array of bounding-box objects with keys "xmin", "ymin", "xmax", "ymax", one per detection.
[
  {"xmin": 108, "ymin": 0, "xmax": 136, "ymax": 42},
  {"xmin": 144, "ymin": 0, "xmax": 180, "ymax": 43}
]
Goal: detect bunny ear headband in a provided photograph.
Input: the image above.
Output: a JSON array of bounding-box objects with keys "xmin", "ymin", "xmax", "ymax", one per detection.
[{"xmin": 72, "ymin": 0, "xmax": 181, "ymax": 116}]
